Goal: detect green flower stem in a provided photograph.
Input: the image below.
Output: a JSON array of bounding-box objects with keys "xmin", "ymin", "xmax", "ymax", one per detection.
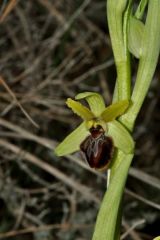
[
  {"xmin": 113, "ymin": 199, "xmax": 123, "ymax": 240},
  {"xmin": 92, "ymin": 153, "xmax": 133, "ymax": 240},
  {"xmin": 107, "ymin": 0, "xmax": 131, "ymax": 101},
  {"xmin": 93, "ymin": 1, "xmax": 160, "ymax": 240}
]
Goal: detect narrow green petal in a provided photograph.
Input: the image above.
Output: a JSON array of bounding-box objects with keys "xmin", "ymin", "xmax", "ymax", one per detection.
[
  {"xmin": 108, "ymin": 120, "xmax": 134, "ymax": 154},
  {"xmin": 55, "ymin": 122, "xmax": 88, "ymax": 156},
  {"xmin": 66, "ymin": 98, "xmax": 94, "ymax": 120},
  {"xmin": 75, "ymin": 92, "xmax": 105, "ymax": 116},
  {"xmin": 101, "ymin": 100, "xmax": 129, "ymax": 122}
]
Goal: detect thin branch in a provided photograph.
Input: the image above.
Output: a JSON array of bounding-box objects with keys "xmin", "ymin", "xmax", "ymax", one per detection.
[
  {"xmin": 0, "ymin": 139, "xmax": 100, "ymax": 204},
  {"xmin": 0, "ymin": 0, "xmax": 18, "ymax": 23},
  {"xmin": 0, "ymin": 223, "xmax": 93, "ymax": 239},
  {"xmin": 0, "ymin": 76, "xmax": 39, "ymax": 128}
]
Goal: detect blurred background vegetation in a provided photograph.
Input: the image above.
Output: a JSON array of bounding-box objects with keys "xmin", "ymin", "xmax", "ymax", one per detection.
[{"xmin": 0, "ymin": 0, "xmax": 160, "ymax": 239}]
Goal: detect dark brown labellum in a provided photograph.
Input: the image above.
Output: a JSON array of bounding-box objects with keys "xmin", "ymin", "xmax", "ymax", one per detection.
[{"xmin": 80, "ymin": 125, "xmax": 114, "ymax": 170}]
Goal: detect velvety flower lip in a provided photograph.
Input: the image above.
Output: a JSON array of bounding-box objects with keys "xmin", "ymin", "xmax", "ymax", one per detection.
[{"xmin": 55, "ymin": 92, "xmax": 134, "ymax": 157}]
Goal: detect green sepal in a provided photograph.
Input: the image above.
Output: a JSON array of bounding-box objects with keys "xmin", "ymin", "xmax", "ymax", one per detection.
[
  {"xmin": 108, "ymin": 120, "xmax": 134, "ymax": 154},
  {"xmin": 66, "ymin": 98, "xmax": 94, "ymax": 120},
  {"xmin": 128, "ymin": 16, "xmax": 145, "ymax": 58},
  {"xmin": 54, "ymin": 122, "xmax": 88, "ymax": 156},
  {"xmin": 75, "ymin": 92, "xmax": 105, "ymax": 116},
  {"xmin": 101, "ymin": 100, "xmax": 129, "ymax": 123}
]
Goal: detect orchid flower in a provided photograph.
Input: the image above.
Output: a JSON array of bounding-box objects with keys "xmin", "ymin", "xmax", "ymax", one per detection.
[{"xmin": 55, "ymin": 92, "xmax": 134, "ymax": 164}]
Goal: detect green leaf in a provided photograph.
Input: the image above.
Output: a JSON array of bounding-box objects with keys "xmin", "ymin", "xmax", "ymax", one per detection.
[
  {"xmin": 101, "ymin": 100, "xmax": 129, "ymax": 122},
  {"xmin": 92, "ymin": 153, "xmax": 134, "ymax": 240},
  {"xmin": 108, "ymin": 120, "xmax": 134, "ymax": 154},
  {"xmin": 54, "ymin": 122, "xmax": 88, "ymax": 156},
  {"xmin": 75, "ymin": 92, "xmax": 105, "ymax": 116},
  {"xmin": 128, "ymin": 16, "xmax": 145, "ymax": 58},
  {"xmin": 66, "ymin": 98, "xmax": 94, "ymax": 120}
]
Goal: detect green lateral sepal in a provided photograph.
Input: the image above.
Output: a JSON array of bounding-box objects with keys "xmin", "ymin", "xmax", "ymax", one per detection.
[
  {"xmin": 54, "ymin": 122, "xmax": 88, "ymax": 156},
  {"xmin": 108, "ymin": 120, "xmax": 135, "ymax": 154}
]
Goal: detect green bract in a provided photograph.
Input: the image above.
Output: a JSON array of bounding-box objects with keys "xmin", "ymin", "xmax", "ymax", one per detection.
[
  {"xmin": 128, "ymin": 16, "xmax": 145, "ymax": 58},
  {"xmin": 55, "ymin": 92, "xmax": 134, "ymax": 157},
  {"xmin": 153, "ymin": 237, "xmax": 160, "ymax": 240}
]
